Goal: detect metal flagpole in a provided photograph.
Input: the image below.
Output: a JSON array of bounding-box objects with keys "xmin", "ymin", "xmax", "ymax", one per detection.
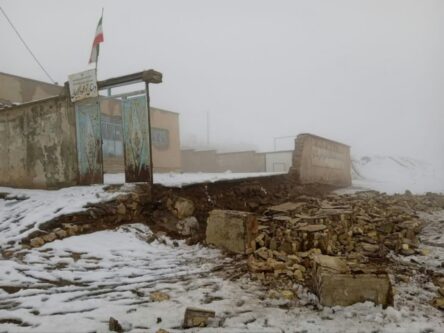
[{"xmin": 95, "ymin": 8, "xmax": 104, "ymax": 80}]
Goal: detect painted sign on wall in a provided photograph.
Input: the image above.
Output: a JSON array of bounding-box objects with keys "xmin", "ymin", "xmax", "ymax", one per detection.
[
  {"xmin": 68, "ymin": 69, "xmax": 98, "ymax": 102},
  {"xmin": 75, "ymin": 100, "xmax": 103, "ymax": 184},
  {"xmin": 121, "ymin": 96, "xmax": 151, "ymax": 182}
]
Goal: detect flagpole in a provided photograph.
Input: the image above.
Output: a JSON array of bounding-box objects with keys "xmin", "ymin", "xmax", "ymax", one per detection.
[{"xmin": 95, "ymin": 8, "xmax": 103, "ymax": 80}]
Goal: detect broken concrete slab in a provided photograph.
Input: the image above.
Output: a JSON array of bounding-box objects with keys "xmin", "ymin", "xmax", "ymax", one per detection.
[
  {"xmin": 311, "ymin": 254, "xmax": 393, "ymax": 307},
  {"xmin": 183, "ymin": 307, "xmax": 215, "ymax": 328},
  {"xmin": 206, "ymin": 209, "xmax": 258, "ymax": 254},
  {"xmin": 267, "ymin": 202, "xmax": 306, "ymax": 215}
]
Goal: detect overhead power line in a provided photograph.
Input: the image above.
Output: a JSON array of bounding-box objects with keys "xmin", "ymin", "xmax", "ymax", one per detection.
[{"xmin": 0, "ymin": 5, "xmax": 56, "ymax": 84}]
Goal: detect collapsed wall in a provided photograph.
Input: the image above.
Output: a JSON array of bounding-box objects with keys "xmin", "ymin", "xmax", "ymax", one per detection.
[
  {"xmin": 289, "ymin": 133, "xmax": 351, "ymax": 187},
  {"xmin": 0, "ymin": 92, "xmax": 78, "ymax": 189}
]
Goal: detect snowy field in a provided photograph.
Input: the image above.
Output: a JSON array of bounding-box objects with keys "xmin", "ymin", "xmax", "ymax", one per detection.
[{"xmin": 1, "ymin": 163, "xmax": 444, "ymax": 332}]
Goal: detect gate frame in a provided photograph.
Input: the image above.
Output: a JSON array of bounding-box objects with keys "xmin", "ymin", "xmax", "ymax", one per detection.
[{"xmin": 97, "ymin": 70, "xmax": 162, "ymax": 187}]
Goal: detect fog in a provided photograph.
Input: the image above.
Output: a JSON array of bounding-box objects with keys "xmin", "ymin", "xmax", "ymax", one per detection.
[{"xmin": 2, "ymin": 0, "xmax": 443, "ymax": 165}]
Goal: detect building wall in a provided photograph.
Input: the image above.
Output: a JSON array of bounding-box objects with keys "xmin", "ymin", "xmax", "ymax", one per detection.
[
  {"xmin": 0, "ymin": 94, "xmax": 78, "ymax": 189},
  {"xmin": 100, "ymin": 97, "xmax": 181, "ymax": 173},
  {"xmin": 265, "ymin": 150, "xmax": 293, "ymax": 172},
  {"xmin": 181, "ymin": 150, "xmax": 267, "ymax": 173},
  {"xmin": 151, "ymin": 107, "xmax": 181, "ymax": 172},
  {"xmin": 290, "ymin": 133, "xmax": 351, "ymax": 186},
  {"xmin": 217, "ymin": 151, "xmax": 265, "ymax": 173},
  {"xmin": 0, "ymin": 72, "xmax": 62, "ymax": 104},
  {"xmin": 181, "ymin": 150, "xmax": 218, "ymax": 172}
]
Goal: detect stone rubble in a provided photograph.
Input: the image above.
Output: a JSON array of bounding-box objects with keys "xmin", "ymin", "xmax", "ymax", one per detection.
[
  {"xmin": 183, "ymin": 307, "xmax": 216, "ymax": 328},
  {"xmin": 207, "ymin": 191, "xmax": 444, "ymax": 309}
]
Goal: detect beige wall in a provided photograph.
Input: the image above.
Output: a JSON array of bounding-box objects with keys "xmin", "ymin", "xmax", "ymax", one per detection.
[
  {"xmin": 181, "ymin": 150, "xmax": 218, "ymax": 172},
  {"xmin": 290, "ymin": 133, "xmax": 351, "ymax": 186},
  {"xmin": 0, "ymin": 94, "xmax": 78, "ymax": 189},
  {"xmin": 151, "ymin": 107, "xmax": 181, "ymax": 172},
  {"xmin": 0, "ymin": 72, "xmax": 62, "ymax": 105},
  {"xmin": 217, "ymin": 151, "xmax": 265, "ymax": 172},
  {"xmin": 100, "ymin": 97, "xmax": 181, "ymax": 173},
  {"xmin": 181, "ymin": 150, "xmax": 266, "ymax": 173}
]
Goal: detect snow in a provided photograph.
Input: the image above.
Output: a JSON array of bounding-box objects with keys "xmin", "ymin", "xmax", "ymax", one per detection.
[
  {"xmin": 0, "ymin": 185, "xmax": 129, "ymax": 247},
  {"xmin": 1, "ymin": 223, "xmax": 443, "ymax": 333},
  {"xmin": 1, "ymin": 165, "xmax": 444, "ymax": 332},
  {"xmin": 105, "ymin": 171, "xmax": 284, "ymax": 187},
  {"xmin": 350, "ymin": 155, "xmax": 444, "ymax": 194}
]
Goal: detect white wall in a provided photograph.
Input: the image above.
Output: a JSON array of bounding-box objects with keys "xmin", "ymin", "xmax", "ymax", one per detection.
[{"xmin": 265, "ymin": 151, "xmax": 292, "ymax": 172}]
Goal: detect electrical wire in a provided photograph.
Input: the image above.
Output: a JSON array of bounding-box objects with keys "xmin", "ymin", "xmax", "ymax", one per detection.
[{"xmin": 0, "ymin": 5, "xmax": 56, "ymax": 84}]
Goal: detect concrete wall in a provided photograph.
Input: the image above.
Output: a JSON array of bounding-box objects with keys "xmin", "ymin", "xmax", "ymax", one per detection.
[
  {"xmin": 181, "ymin": 149, "xmax": 219, "ymax": 172},
  {"xmin": 0, "ymin": 72, "xmax": 62, "ymax": 105},
  {"xmin": 290, "ymin": 133, "xmax": 351, "ymax": 186},
  {"xmin": 100, "ymin": 97, "xmax": 181, "ymax": 173},
  {"xmin": 0, "ymin": 94, "xmax": 78, "ymax": 189},
  {"xmin": 181, "ymin": 150, "xmax": 267, "ymax": 173},
  {"xmin": 265, "ymin": 150, "xmax": 293, "ymax": 172},
  {"xmin": 217, "ymin": 151, "xmax": 265, "ymax": 173}
]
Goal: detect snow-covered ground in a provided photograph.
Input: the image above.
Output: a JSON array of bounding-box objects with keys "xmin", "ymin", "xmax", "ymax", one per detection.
[
  {"xmin": 350, "ymin": 155, "xmax": 444, "ymax": 194},
  {"xmin": 1, "ymin": 167, "xmax": 444, "ymax": 332},
  {"xmin": 0, "ymin": 184, "xmax": 132, "ymax": 247},
  {"xmin": 1, "ymin": 223, "xmax": 443, "ymax": 333},
  {"xmin": 105, "ymin": 171, "xmax": 284, "ymax": 187}
]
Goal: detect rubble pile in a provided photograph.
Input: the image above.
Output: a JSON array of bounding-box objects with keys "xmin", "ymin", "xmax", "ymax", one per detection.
[{"xmin": 242, "ymin": 191, "xmax": 444, "ymax": 306}]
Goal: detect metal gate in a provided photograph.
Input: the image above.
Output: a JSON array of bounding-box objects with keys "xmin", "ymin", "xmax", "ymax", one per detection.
[
  {"xmin": 121, "ymin": 95, "xmax": 151, "ymax": 182},
  {"xmin": 75, "ymin": 99, "xmax": 103, "ymax": 185}
]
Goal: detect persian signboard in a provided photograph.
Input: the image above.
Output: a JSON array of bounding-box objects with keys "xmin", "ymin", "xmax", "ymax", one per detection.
[
  {"xmin": 68, "ymin": 69, "xmax": 98, "ymax": 102},
  {"xmin": 75, "ymin": 100, "xmax": 103, "ymax": 184},
  {"xmin": 121, "ymin": 96, "xmax": 151, "ymax": 182}
]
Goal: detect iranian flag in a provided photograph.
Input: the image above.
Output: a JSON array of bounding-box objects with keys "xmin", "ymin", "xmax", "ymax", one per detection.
[{"xmin": 88, "ymin": 13, "xmax": 104, "ymax": 64}]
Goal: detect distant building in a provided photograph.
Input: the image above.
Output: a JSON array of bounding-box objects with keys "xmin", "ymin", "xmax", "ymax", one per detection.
[{"xmin": 0, "ymin": 71, "xmax": 63, "ymax": 107}]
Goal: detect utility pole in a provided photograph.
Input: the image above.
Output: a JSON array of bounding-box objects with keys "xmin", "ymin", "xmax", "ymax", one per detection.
[{"xmin": 206, "ymin": 110, "xmax": 210, "ymax": 146}]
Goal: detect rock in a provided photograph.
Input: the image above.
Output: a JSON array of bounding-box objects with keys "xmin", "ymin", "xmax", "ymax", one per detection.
[
  {"xmin": 438, "ymin": 287, "xmax": 444, "ymax": 297},
  {"xmin": 156, "ymin": 330, "xmax": 170, "ymax": 333},
  {"xmin": 311, "ymin": 254, "xmax": 393, "ymax": 307},
  {"xmin": 42, "ymin": 232, "xmax": 56, "ymax": 243},
  {"xmin": 267, "ymin": 202, "xmax": 305, "ymax": 215},
  {"xmin": 255, "ymin": 247, "xmax": 269, "ymax": 260},
  {"xmin": 281, "ymin": 290, "xmax": 296, "ymax": 300},
  {"xmin": 109, "ymin": 317, "xmax": 123, "ymax": 333},
  {"xmin": 248, "ymin": 255, "xmax": 272, "ymax": 272},
  {"xmin": 297, "ymin": 224, "xmax": 327, "ymax": 233},
  {"xmin": 293, "ymin": 269, "xmax": 304, "ymax": 281},
  {"xmin": 266, "ymin": 289, "xmax": 280, "ymax": 299},
  {"xmin": 418, "ymin": 248, "xmax": 430, "ymax": 256},
  {"xmin": 30, "ymin": 237, "xmax": 44, "ymax": 248},
  {"xmin": 54, "ymin": 228, "xmax": 67, "ymax": 238},
  {"xmin": 117, "ymin": 203, "xmax": 127, "ymax": 215},
  {"xmin": 173, "ymin": 197, "xmax": 195, "ymax": 220},
  {"xmin": 432, "ymin": 297, "xmax": 444, "ymax": 310},
  {"xmin": 176, "ymin": 216, "xmax": 199, "ymax": 236},
  {"xmin": 150, "ymin": 291, "xmax": 170, "ymax": 302},
  {"xmin": 183, "ymin": 307, "xmax": 215, "ymax": 328},
  {"xmin": 206, "ymin": 210, "xmax": 258, "ymax": 254},
  {"xmin": 63, "ymin": 223, "xmax": 79, "ymax": 236}
]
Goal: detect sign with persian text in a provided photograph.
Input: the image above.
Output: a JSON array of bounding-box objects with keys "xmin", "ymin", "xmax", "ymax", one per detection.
[{"xmin": 68, "ymin": 69, "xmax": 98, "ymax": 102}]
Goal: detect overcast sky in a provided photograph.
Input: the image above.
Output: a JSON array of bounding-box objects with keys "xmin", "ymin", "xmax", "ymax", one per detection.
[{"xmin": 1, "ymin": 0, "xmax": 443, "ymax": 163}]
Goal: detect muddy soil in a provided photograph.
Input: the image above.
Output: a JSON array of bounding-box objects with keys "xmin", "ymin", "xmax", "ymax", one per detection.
[{"xmin": 149, "ymin": 174, "xmax": 337, "ymax": 240}]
